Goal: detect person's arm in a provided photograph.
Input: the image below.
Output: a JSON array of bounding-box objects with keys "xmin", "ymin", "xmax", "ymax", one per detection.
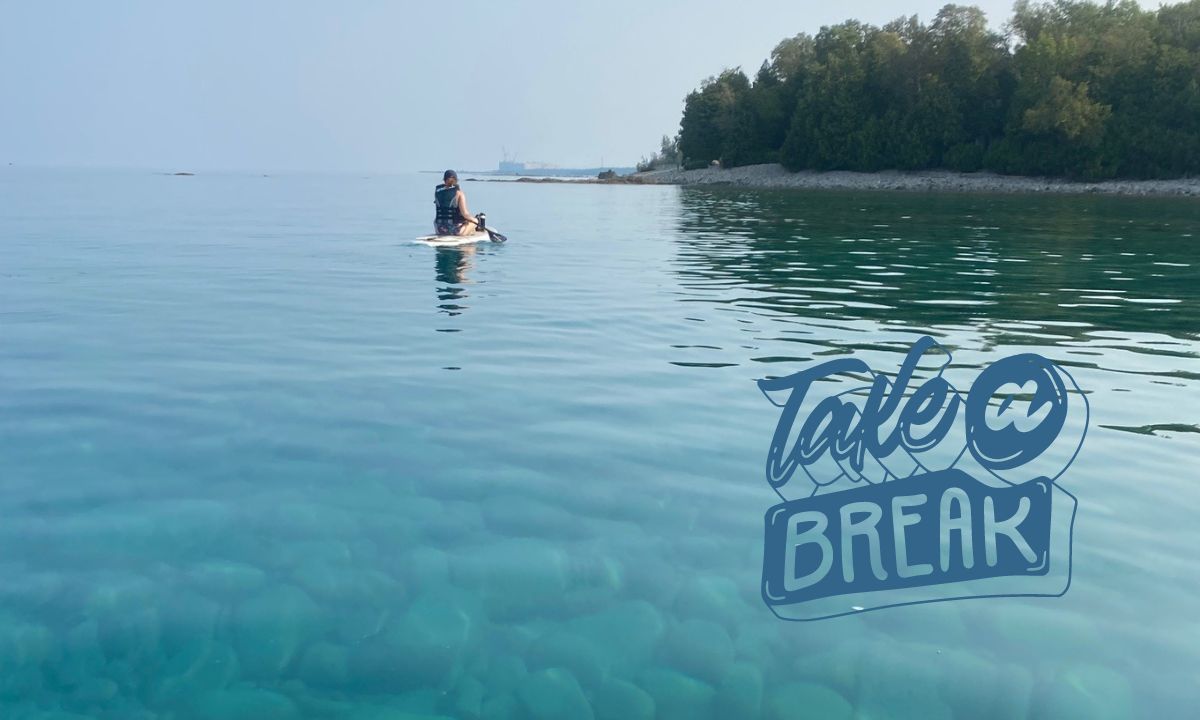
[{"xmin": 457, "ymin": 190, "xmax": 476, "ymax": 225}]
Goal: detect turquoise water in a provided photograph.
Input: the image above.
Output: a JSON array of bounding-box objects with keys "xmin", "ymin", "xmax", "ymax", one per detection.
[{"xmin": 2, "ymin": 168, "xmax": 1198, "ymax": 719}]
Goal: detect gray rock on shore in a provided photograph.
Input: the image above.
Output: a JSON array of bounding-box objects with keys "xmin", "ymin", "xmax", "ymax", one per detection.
[{"xmin": 618, "ymin": 163, "xmax": 1200, "ymax": 197}]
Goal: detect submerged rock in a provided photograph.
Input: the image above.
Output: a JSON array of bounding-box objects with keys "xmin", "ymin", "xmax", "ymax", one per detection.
[
  {"xmin": 262, "ymin": 500, "xmax": 359, "ymax": 540},
  {"xmin": 348, "ymin": 592, "xmax": 472, "ymax": 692},
  {"xmin": 347, "ymin": 689, "xmax": 444, "ymax": 718},
  {"xmin": 332, "ymin": 603, "xmax": 391, "ymax": 646},
  {"xmin": 158, "ymin": 593, "xmax": 221, "ymax": 657},
  {"xmin": 570, "ymin": 600, "xmax": 664, "ymax": 677},
  {"xmin": 230, "ymin": 585, "xmax": 322, "ymax": 680},
  {"xmin": 45, "ymin": 619, "xmax": 103, "ymax": 689},
  {"xmin": 673, "ymin": 574, "xmax": 745, "ymax": 630},
  {"xmin": 395, "ymin": 547, "xmax": 450, "ymax": 593},
  {"xmin": 790, "ymin": 639, "xmax": 869, "ymax": 696},
  {"xmin": 0, "ymin": 666, "xmax": 45, "ymax": 704},
  {"xmin": 517, "ymin": 668, "xmax": 594, "ymax": 720},
  {"xmin": 479, "ymin": 693, "xmax": 518, "ymax": 720},
  {"xmin": 153, "ymin": 640, "xmax": 240, "ymax": 707},
  {"xmin": 714, "ymin": 662, "xmax": 763, "ymax": 719},
  {"xmin": 562, "ymin": 553, "xmax": 624, "ymax": 615},
  {"xmin": 620, "ymin": 553, "xmax": 680, "ymax": 606},
  {"xmin": 482, "ymin": 494, "xmax": 587, "ymax": 540},
  {"xmin": 481, "ymin": 653, "xmax": 528, "ymax": 696},
  {"xmin": 347, "ymin": 710, "xmax": 455, "ymax": 720},
  {"xmin": 991, "ymin": 664, "xmax": 1035, "ymax": 720},
  {"xmin": 637, "ymin": 666, "xmax": 715, "ymax": 720},
  {"xmin": 101, "ymin": 605, "xmax": 161, "ymax": 664},
  {"xmin": 452, "ymin": 539, "xmax": 622, "ymax": 619},
  {"xmin": 185, "ymin": 687, "xmax": 299, "ymax": 720},
  {"xmin": 766, "ymin": 682, "xmax": 852, "ymax": 720},
  {"xmin": 69, "ymin": 676, "xmax": 118, "ymax": 705},
  {"xmin": 1029, "ymin": 664, "xmax": 1134, "ymax": 720},
  {"xmin": 968, "ymin": 603, "xmax": 1101, "ymax": 661},
  {"xmin": 296, "ymin": 642, "xmax": 349, "ymax": 689},
  {"xmin": 424, "ymin": 500, "xmax": 486, "ymax": 545},
  {"xmin": 853, "ymin": 643, "xmax": 952, "ymax": 720},
  {"xmin": 291, "ymin": 559, "xmax": 401, "ymax": 608},
  {"xmin": 660, "ymin": 618, "xmax": 735, "ymax": 684},
  {"xmin": 260, "ymin": 539, "xmax": 353, "ymax": 573},
  {"xmin": 186, "ymin": 560, "xmax": 266, "ymax": 599},
  {"xmin": 83, "ymin": 578, "xmax": 161, "ymax": 663},
  {"xmin": 25, "ymin": 712, "xmax": 97, "ymax": 720},
  {"xmin": 866, "ymin": 604, "xmax": 968, "ymax": 645},
  {"xmin": 732, "ymin": 621, "xmax": 788, "ymax": 669},
  {"xmin": 452, "ymin": 675, "xmax": 486, "ymax": 720},
  {"xmin": 527, "ymin": 631, "xmax": 606, "ymax": 688},
  {"xmin": 933, "ymin": 648, "xmax": 1032, "ymax": 719},
  {"xmin": 0, "ymin": 617, "xmax": 55, "ymax": 673},
  {"xmin": 451, "ymin": 540, "xmax": 568, "ymax": 620},
  {"xmin": 593, "ymin": 677, "xmax": 655, "ymax": 720}
]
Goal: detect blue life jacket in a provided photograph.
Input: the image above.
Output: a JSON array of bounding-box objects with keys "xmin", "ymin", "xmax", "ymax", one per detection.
[{"xmin": 434, "ymin": 184, "xmax": 463, "ymax": 224}]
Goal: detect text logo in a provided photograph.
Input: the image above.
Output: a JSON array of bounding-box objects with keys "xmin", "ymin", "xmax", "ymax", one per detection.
[{"xmin": 758, "ymin": 337, "xmax": 1087, "ymax": 620}]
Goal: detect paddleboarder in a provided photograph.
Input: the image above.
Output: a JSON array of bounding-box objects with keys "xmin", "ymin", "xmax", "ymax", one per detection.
[{"xmin": 434, "ymin": 170, "xmax": 479, "ymax": 237}]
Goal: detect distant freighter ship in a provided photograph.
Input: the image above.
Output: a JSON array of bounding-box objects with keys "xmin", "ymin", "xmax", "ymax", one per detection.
[
  {"xmin": 497, "ymin": 160, "xmax": 635, "ymax": 177},
  {"xmin": 498, "ymin": 160, "xmax": 557, "ymax": 174}
]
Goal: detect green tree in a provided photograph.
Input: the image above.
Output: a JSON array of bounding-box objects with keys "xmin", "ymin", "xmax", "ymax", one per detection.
[
  {"xmin": 660, "ymin": 1, "xmax": 1200, "ymax": 180},
  {"xmin": 678, "ymin": 69, "xmax": 750, "ymax": 169}
]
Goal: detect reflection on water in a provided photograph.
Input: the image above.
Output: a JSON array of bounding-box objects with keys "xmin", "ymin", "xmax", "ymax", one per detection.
[
  {"xmin": 435, "ymin": 245, "xmax": 476, "ymax": 318},
  {"xmin": 661, "ymin": 187, "xmax": 1200, "ymax": 716},
  {"xmin": 1, "ymin": 169, "xmax": 1197, "ymax": 719},
  {"xmin": 659, "ymin": 187, "xmax": 1200, "ymax": 713},
  {"xmin": 433, "ymin": 245, "xmax": 486, "ymax": 369},
  {"xmin": 672, "ymin": 188, "xmax": 1198, "ymax": 342},
  {"xmin": 667, "ymin": 189, "xmax": 1200, "ymax": 414}
]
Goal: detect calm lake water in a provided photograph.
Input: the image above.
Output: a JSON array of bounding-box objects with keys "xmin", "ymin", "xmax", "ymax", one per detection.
[{"xmin": 1, "ymin": 168, "xmax": 1198, "ymax": 719}]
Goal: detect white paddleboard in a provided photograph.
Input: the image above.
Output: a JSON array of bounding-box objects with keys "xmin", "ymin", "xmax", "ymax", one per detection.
[{"xmin": 413, "ymin": 231, "xmax": 491, "ymax": 246}]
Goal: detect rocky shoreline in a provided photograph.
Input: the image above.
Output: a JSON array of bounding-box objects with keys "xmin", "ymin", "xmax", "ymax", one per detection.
[{"xmin": 510, "ymin": 163, "xmax": 1200, "ymax": 197}]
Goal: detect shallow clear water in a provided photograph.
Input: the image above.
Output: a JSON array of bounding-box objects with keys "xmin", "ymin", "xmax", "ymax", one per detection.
[{"xmin": 1, "ymin": 168, "xmax": 1198, "ymax": 719}]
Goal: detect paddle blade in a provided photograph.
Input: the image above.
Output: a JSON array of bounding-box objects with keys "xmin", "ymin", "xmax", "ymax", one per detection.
[{"xmin": 486, "ymin": 228, "xmax": 508, "ymax": 243}]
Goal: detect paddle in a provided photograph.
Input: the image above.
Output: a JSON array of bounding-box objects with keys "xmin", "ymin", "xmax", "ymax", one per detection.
[{"xmin": 465, "ymin": 214, "xmax": 507, "ymax": 243}]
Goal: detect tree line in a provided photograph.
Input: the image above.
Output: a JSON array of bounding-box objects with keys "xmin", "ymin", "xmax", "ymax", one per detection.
[{"xmin": 672, "ymin": 0, "xmax": 1200, "ymax": 179}]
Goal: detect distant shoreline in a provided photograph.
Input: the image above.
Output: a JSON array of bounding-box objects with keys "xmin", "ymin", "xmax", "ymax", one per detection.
[{"xmin": 500, "ymin": 163, "xmax": 1200, "ymax": 198}]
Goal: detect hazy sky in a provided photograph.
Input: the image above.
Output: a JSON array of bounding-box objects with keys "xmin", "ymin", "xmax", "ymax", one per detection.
[{"xmin": 3, "ymin": 0, "xmax": 1029, "ymax": 172}]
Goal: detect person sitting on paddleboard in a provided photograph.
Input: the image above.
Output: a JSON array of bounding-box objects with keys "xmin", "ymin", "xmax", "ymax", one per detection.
[{"xmin": 434, "ymin": 170, "xmax": 479, "ymax": 236}]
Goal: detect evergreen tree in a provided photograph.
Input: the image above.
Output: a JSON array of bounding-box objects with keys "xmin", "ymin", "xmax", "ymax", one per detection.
[{"xmin": 660, "ymin": 1, "xmax": 1200, "ymax": 179}]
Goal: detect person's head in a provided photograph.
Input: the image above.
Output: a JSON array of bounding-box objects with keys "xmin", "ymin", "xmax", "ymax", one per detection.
[{"xmin": 443, "ymin": 169, "xmax": 458, "ymax": 187}]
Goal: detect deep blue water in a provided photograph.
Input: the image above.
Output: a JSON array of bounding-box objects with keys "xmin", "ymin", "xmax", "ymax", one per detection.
[{"xmin": 1, "ymin": 167, "xmax": 1198, "ymax": 719}]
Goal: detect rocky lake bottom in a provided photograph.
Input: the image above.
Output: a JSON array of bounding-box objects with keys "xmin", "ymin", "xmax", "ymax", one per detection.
[{"xmin": 2, "ymin": 168, "xmax": 1197, "ymax": 719}]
